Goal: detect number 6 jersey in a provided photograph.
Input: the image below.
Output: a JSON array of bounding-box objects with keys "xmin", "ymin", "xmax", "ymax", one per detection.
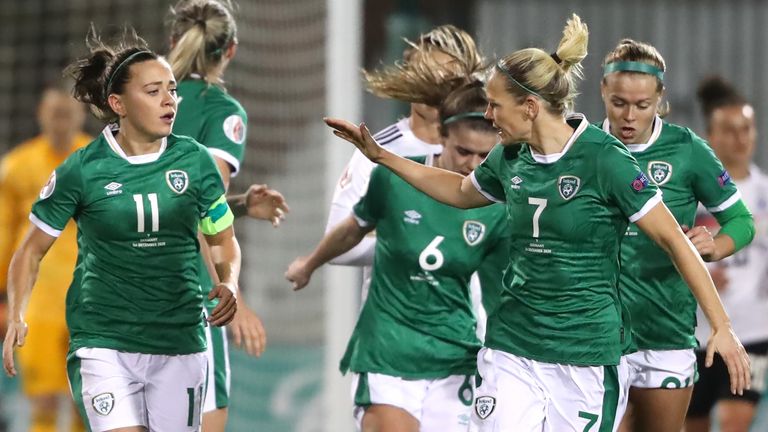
[
  {"xmin": 470, "ymin": 114, "xmax": 661, "ymax": 366},
  {"xmin": 30, "ymin": 126, "xmax": 231, "ymax": 355},
  {"xmin": 340, "ymin": 154, "xmax": 508, "ymax": 379}
]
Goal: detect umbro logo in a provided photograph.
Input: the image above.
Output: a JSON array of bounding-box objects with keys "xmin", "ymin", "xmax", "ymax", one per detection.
[
  {"xmin": 403, "ymin": 210, "xmax": 422, "ymax": 224},
  {"xmin": 510, "ymin": 176, "xmax": 523, "ymax": 190},
  {"xmin": 104, "ymin": 182, "xmax": 123, "ymax": 196}
]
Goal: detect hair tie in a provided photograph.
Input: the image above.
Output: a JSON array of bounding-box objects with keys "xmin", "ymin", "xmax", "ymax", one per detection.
[{"xmin": 550, "ymin": 52, "xmax": 562, "ymax": 64}]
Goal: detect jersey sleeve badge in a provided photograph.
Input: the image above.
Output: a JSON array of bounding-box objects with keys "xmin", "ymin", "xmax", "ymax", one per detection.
[
  {"xmin": 717, "ymin": 170, "xmax": 732, "ymax": 187},
  {"xmin": 166, "ymin": 170, "xmax": 189, "ymax": 194},
  {"xmin": 222, "ymin": 114, "xmax": 246, "ymax": 144},
  {"xmin": 39, "ymin": 170, "xmax": 56, "ymax": 199},
  {"xmin": 631, "ymin": 172, "xmax": 650, "ymax": 192}
]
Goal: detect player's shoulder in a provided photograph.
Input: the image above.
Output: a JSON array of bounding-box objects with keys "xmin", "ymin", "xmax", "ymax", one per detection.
[
  {"xmin": 657, "ymin": 121, "xmax": 703, "ymax": 149},
  {"xmin": 372, "ymin": 120, "xmax": 406, "ymax": 146},
  {"xmin": 167, "ymin": 133, "xmax": 209, "ymax": 154}
]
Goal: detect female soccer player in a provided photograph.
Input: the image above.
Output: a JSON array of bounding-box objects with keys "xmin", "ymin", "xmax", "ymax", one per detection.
[
  {"xmin": 326, "ymin": 25, "xmax": 487, "ymax": 319},
  {"xmin": 2, "ymin": 31, "xmax": 239, "ymax": 431},
  {"xmin": 287, "ymin": 81, "xmax": 508, "ymax": 432},
  {"xmin": 167, "ymin": 1, "xmax": 288, "ymax": 429},
  {"xmin": 685, "ymin": 76, "xmax": 768, "ymax": 432},
  {"xmin": 598, "ymin": 40, "xmax": 756, "ymax": 432},
  {"xmin": 325, "ymin": 14, "xmax": 751, "ymax": 432}
]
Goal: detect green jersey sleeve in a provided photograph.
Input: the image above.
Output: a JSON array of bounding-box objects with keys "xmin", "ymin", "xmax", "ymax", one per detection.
[
  {"xmin": 352, "ymin": 164, "xmax": 387, "ymax": 227},
  {"xmin": 598, "ymin": 141, "xmax": 662, "ymax": 222},
  {"xmin": 470, "ymin": 144, "xmax": 506, "ymax": 203},
  {"xmin": 29, "ymin": 151, "xmax": 83, "ymax": 236},
  {"xmin": 198, "ymin": 148, "xmax": 232, "ymax": 234},
  {"xmin": 201, "ymin": 106, "xmax": 247, "ymax": 176},
  {"xmin": 689, "ymin": 134, "xmax": 741, "ymax": 213}
]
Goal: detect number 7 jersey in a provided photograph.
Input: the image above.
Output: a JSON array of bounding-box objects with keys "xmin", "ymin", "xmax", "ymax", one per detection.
[
  {"xmin": 30, "ymin": 126, "xmax": 229, "ymax": 355},
  {"xmin": 471, "ymin": 114, "xmax": 662, "ymax": 366}
]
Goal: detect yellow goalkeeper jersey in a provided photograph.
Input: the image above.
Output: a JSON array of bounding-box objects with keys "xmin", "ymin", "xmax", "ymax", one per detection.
[{"xmin": 0, "ymin": 133, "xmax": 90, "ymax": 321}]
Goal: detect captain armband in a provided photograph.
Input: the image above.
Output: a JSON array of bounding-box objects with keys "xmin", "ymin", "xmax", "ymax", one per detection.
[{"xmin": 200, "ymin": 194, "xmax": 234, "ymax": 235}]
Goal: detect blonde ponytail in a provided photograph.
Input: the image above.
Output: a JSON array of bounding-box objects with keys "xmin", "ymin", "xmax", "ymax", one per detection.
[{"xmin": 496, "ymin": 13, "xmax": 589, "ymax": 114}]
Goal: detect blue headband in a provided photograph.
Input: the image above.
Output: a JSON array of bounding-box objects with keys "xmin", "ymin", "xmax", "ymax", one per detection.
[
  {"xmin": 105, "ymin": 50, "xmax": 153, "ymax": 95},
  {"xmin": 603, "ymin": 61, "xmax": 664, "ymax": 82}
]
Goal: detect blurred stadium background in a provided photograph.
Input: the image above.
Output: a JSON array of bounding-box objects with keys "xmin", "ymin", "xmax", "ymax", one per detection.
[{"xmin": 1, "ymin": 0, "xmax": 767, "ymax": 430}]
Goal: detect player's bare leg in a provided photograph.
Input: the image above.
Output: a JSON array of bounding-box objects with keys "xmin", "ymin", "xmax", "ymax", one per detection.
[
  {"xmin": 362, "ymin": 404, "xmax": 419, "ymax": 432},
  {"xmin": 628, "ymin": 387, "xmax": 693, "ymax": 432},
  {"xmin": 202, "ymin": 408, "xmax": 228, "ymax": 432}
]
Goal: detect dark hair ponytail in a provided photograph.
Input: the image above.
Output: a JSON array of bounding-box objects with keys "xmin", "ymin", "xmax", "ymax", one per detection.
[{"xmin": 65, "ymin": 26, "xmax": 157, "ymax": 123}]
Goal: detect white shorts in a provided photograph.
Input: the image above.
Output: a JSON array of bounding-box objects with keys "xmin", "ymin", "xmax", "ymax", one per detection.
[
  {"xmin": 624, "ymin": 348, "xmax": 697, "ymax": 389},
  {"xmin": 203, "ymin": 321, "xmax": 230, "ymax": 413},
  {"xmin": 350, "ymin": 372, "xmax": 474, "ymax": 431},
  {"xmin": 470, "ymin": 348, "xmax": 623, "ymax": 432},
  {"xmin": 67, "ymin": 347, "xmax": 207, "ymax": 431}
]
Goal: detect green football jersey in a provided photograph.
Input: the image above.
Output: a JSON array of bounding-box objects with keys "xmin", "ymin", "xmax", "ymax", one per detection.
[
  {"xmin": 600, "ymin": 117, "xmax": 741, "ymax": 350},
  {"xmin": 31, "ymin": 127, "xmax": 228, "ymax": 354},
  {"xmin": 471, "ymin": 114, "xmax": 661, "ymax": 366},
  {"xmin": 173, "ymin": 78, "xmax": 248, "ymax": 301},
  {"xmin": 340, "ymin": 155, "xmax": 509, "ymax": 379}
]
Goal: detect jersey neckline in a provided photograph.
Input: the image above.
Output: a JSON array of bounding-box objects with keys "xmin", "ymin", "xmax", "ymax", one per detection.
[
  {"xmin": 601, "ymin": 115, "xmax": 663, "ymax": 153},
  {"xmin": 528, "ymin": 112, "xmax": 589, "ymax": 164},
  {"xmin": 102, "ymin": 125, "xmax": 168, "ymax": 165}
]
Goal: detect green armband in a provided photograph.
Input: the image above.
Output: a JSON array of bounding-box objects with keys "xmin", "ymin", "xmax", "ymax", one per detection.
[
  {"xmin": 200, "ymin": 194, "xmax": 234, "ymax": 235},
  {"xmin": 713, "ymin": 199, "xmax": 755, "ymax": 252}
]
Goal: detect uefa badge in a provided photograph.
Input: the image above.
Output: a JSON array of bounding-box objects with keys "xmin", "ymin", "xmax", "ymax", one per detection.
[
  {"xmin": 648, "ymin": 161, "xmax": 672, "ymax": 185},
  {"xmin": 165, "ymin": 170, "xmax": 189, "ymax": 194},
  {"xmin": 92, "ymin": 392, "xmax": 114, "ymax": 416},
  {"xmin": 557, "ymin": 175, "xmax": 581, "ymax": 200},
  {"xmin": 39, "ymin": 171, "xmax": 56, "ymax": 199},
  {"xmin": 463, "ymin": 221, "xmax": 486, "ymax": 246},
  {"xmin": 475, "ymin": 396, "xmax": 496, "ymax": 420}
]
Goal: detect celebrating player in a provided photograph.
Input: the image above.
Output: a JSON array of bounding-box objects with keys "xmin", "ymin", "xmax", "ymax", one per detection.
[
  {"xmin": 325, "ymin": 14, "xmax": 751, "ymax": 431},
  {"xmin": 598, "ymin": 40, "xmax": 756, "ymax": 432},
  {"xmin": 287, "ymin": 81, "xmax": 508, "ymax": 432},
  {"xmin": 3, "ymin": 31, "xmax": 239, "ymax": 431}
]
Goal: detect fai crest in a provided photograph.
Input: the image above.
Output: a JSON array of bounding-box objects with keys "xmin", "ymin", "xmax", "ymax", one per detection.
[
  {"xmin": 463, "ymin": 221, "xmax": 486, "ymax": 246},
  {"xmin": 92, "ymin": 392, "xmax": 114, "ymax": 416},
  {"xmin": 475, "ymin": 396, "xmax": 496, "ymax": 420},
  {"xmin": 166, "ymin": 170, "xmax": 189, "ymax": 194},
  {"xmin": 648, "ymin": 161, "xmax": 673, "ymax": 185},
  {"xmin": 558, "ymin": 175, "xmax": 581, "ymax": 200}
]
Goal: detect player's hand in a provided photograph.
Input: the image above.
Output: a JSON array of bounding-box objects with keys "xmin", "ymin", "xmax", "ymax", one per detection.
[
  {"xmin": 706, "ymin": 325, "xmax": 751, "ymax": 395},
  {"xmin": 683, "ymin": 225, "xmax": 717, "ymax": 261},
  {"xmin": 3, "ymin": 320, "xmax": 27, "ymax": 377},
  {"xmin": 285, "ymin": 257, "xmax": 312, "ymax": 291},
  {"xmin": 208, "ymin": 282, "xmax": 237, "ymax": 327},
  {"xmin": 244, "ymin": 184, "xmax": 290, "ymax": 227},
  {"xmin": 228, "ymin": 303, "xmax": 267, "ymax": 357},
  {"xmin": 324, "ymin": 118, "xmax": 383, "ymax": 162}
]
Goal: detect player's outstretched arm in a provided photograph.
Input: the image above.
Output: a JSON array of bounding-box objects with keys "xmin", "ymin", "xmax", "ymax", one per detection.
[
  {"xmin": 3, "ymin": 226, "xmax": 56, "ymax": 377},
  {"xmin": 204, "ymin": 225, "xmax": 241, "ymax": 327},
  {"xmin": 635, "ymin": 201, "xmax": 751, "ymax": 395},
  {"xmin": 228, "ymin": 184, "xmax": 290, "ymax": 227},
  {"xmin": 285, "ymin": 215, "xmax": 374, "ymax": 291},
  {"xmin": 324, "ymin": 118, "xmax": 491, "ymax": 209}
]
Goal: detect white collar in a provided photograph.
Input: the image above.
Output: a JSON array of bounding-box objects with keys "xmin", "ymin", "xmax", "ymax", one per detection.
[
  {"xmin": 402, "ymin": 117, "xmax": 443, "ymax": 151},
  {"xmin": 103, "ymin": 125, "xmax": 167, "ymax": 164},
  {"xmin": 602, "ymin": 115, "xmax": 663, "ymax": 153},
  {"xmin": 528, "ymin": 112, "xmax": 589, "ymax": 164}
]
